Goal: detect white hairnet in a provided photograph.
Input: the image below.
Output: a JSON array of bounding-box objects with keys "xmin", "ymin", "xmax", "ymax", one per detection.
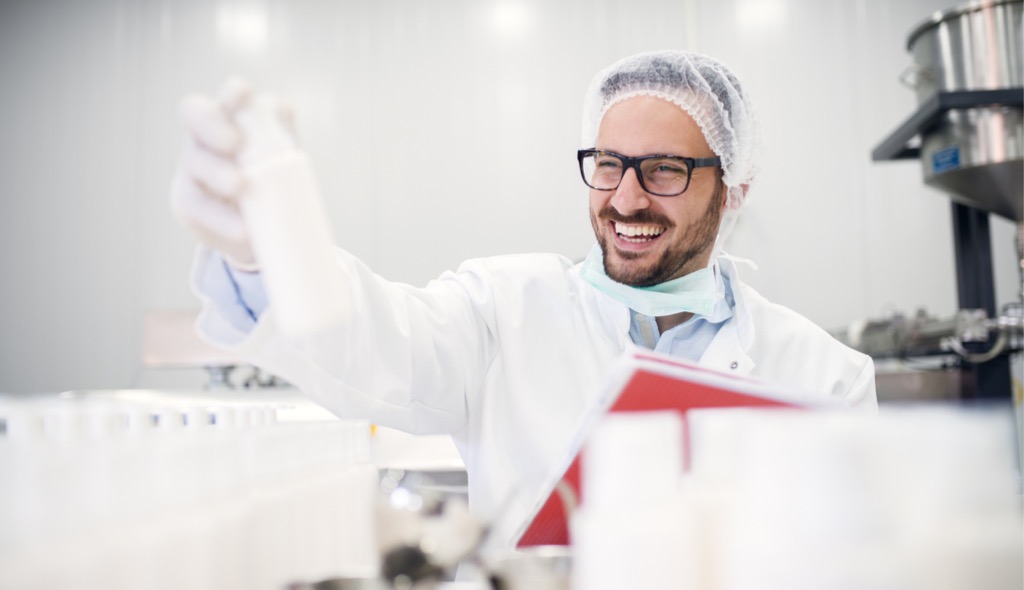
[{"xmin": 581, "ymin": 50, "xmax": 761, "ymax": 211}]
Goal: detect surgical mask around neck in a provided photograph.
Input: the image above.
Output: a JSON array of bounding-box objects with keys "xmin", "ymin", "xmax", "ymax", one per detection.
[{"xmin": 579, "ymin": 244, "xmax": 716, "ymax": 317}]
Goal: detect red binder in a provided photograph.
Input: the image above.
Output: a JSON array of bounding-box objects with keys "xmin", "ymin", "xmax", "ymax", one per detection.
[{"xmin": 516, "ymin": 349, "xmax": 811, "ymax": 547}]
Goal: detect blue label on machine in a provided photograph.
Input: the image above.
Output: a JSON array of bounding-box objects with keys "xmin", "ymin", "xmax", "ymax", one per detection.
[{"xmin": 932, "ymin": 146, "xmax": 961, "ymax": 173}]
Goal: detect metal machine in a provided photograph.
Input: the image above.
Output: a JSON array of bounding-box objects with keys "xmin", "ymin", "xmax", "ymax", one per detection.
[{"xmin": 843, "ymin": 0, "xmax": 1023, "ymax": 400}]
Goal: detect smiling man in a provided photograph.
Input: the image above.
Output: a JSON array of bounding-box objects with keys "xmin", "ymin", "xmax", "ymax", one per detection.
[
  {"xmin": 587, "ymin": 95, "xmax": 723, "ymax": 289},
  {"xmin": 584, "ymin": 93, "xmax": 729, "ymax": 340},
  {"xmin": 173, "ymin": 50, "xmax": 876, "ymax": 550}
]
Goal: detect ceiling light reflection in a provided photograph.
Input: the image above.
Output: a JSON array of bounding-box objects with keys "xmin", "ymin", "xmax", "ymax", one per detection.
[
  {"xmin": 735, "ymin": 0, "xmax": 787, "ymax": 34},
  {"xmin": 491, "ymin": 2, "xmax": 531, "ymax": 38},
  {"xmin": 216, "ymin": 2, "xmax": 269, "ymax": 54}
]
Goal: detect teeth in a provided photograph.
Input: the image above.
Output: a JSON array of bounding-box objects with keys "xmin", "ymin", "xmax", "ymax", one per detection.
[{"xmin": 615, "ymin": 222, "xmax": 664, "ymax": 238}]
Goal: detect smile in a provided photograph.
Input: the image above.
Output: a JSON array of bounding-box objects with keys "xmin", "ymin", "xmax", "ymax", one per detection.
[{"xmin": 614, "ymin": 222, "xmax": 665, "ymax": 243}]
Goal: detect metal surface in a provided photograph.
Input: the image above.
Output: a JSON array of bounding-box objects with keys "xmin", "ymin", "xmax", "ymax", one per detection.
[
  {"xmin": 874, "ymin": 362, "xmax": 964, "ymax": 402},
  {"xmin": 286, "ymin": 578, "xmax": 386, "ymax": 590},
  {"xmin": 921, "ymin": 108, "xmax": 1024, "ymax": 221},
  {"xmin": 1017, "ymin": 221, "xmax": 1024, "ymax": 298},
  {"xmin": 893, "ymin": 0, "xmax": 1024, "ymax": 221},
  {"xmin": 829, "ymin": 298, "xmax": 1022, "ymax": 399},
  {"xmin": 873, "ymin": 90, "xmax": 1024, "ymax": 220},
  {"xmin": 485, "ymin": 546, "xmax": 572, "ymax": 590},
  {"xmin": 831, "ymin": 308, "xmax": 1001, "ymax": 358},
  {"xmin": 952, "ymin": 202, "xmax": 1016, "ymax": 397},
  {"xmin": 905, "ymin": 0, "xmax": 1022, "ymax": 100},
  {"xmin": 872, "ymin": 88, "xmax": 1024, "ymax": 161},
  {"xmin": 863, "ymin": 1, "xmax": 1024, "ymax": 401}
]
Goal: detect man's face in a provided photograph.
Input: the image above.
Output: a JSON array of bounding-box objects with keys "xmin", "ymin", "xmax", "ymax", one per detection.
[{"xmin": 588, "ymin": 95, "xmax": 725, "ymax": 287}]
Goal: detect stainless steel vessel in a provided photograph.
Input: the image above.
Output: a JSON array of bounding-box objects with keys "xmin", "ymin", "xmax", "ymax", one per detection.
[{"xmin": 903, "ymin": 0, "xmax": 1023, "ymax": 221}]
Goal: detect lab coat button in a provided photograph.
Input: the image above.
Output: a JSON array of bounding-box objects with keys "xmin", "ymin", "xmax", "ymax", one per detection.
[{"xmin": 730, "ymin": 361, "xmax": 739, "ymax": 370}]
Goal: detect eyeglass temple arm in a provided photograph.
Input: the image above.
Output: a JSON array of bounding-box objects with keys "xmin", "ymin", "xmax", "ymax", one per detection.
[{"xmin": 691, "ymin": 157, "xmax": 721, "ymax": 168}]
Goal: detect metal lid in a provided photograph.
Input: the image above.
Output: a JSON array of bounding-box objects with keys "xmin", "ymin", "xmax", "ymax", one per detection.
[{"xmin": 906, "ymin": 0, "xmax": 1022, "ymax": 50}]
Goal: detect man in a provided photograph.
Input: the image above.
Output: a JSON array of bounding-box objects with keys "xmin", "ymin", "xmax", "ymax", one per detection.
[{"xmin": 172, "ymin": 50, "xmax": 876, "ymax": 549}]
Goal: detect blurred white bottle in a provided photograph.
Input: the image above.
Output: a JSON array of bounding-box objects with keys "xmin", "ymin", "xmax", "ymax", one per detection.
[
  {"xmin": 234, "ymin": 95, "xmax": 349, "ymax": 338},
  {"xmin": 571, "ymin": 411, "xmax": 694, "ymax": 590}
]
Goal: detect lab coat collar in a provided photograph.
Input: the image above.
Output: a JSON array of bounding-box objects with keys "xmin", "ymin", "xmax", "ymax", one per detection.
[
  {"xmin": 574, "ymin": 259, "xmax": 633, "ymax": 349},
  {"xmin": 699, "ymin": 254, "xmax": 756, "ymax": 375},
  {"xmin": 717, "ymin": 254, "xmax": 756, "ymax": 347}
]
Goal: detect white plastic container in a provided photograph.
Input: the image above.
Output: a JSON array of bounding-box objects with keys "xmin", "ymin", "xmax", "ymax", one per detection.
[
  {"xmin": 234, "ymin": 96, "xmax": 349, "ymax": 338},
  {"xmin": 571, "ymin": 411, "xmax": 694, "ymax": 590}
]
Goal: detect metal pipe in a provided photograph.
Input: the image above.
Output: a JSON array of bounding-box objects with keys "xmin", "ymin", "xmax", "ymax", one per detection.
[
  {"xmin": 942, "ymin": 330, "xmax": 1009, "ymax": 363},
  {"xmin": 1017, "ymin": 221, "xmax": 1024, "ymax": 301}
]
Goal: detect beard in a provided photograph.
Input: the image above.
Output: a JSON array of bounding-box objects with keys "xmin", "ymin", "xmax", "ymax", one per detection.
[{"xmin": 590, "ymin": 184, "xmax": 723, "ymax": 287}]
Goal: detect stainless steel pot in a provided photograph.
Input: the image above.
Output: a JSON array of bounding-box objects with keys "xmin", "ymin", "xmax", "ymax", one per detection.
[
  {"xmin": 902, "ymin": 0, "xmax": 1023, "ymax": 221},
  {"xmin": 905, "ymin": 0, "xmax": 1022, "ymax": 100}
]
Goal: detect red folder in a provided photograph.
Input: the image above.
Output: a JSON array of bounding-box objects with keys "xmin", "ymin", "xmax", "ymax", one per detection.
[{"xmin": 516, "ymin": 349, "xmax": 810, "ymax": 547}]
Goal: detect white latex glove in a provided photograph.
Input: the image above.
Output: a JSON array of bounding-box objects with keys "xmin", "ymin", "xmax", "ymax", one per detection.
[
  {"xmin": 173, "ymin": 78, "xmax": 347, "ymax": 336},
  {"xmin": 170, "ymin": 78, "xmax": 298, "ymax": 271}
]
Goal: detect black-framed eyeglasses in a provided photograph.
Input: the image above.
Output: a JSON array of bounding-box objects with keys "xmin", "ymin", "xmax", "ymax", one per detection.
[{"xmin": 577, "ymin": 149, "xmax": 721, "ymax": 197}]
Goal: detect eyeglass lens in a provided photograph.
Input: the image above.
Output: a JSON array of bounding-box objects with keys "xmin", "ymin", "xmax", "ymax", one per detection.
[{"xmin": 581, "ymin": 153, "xmax": 691, "ymax": 196}]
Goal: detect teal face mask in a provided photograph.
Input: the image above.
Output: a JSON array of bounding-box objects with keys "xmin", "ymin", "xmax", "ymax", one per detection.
[{"xmin": 579, "ymin": 244, "xmax": 716, "ymax": 317}]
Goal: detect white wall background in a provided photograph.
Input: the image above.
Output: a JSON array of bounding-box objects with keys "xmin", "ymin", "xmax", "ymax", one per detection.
[{"xmin": 0, "ymin": 0, "xmax": 1019, "ymax": 393}]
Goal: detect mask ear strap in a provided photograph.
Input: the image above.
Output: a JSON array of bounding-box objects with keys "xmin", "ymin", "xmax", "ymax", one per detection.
[{"xmin": 710, "ymin": 206, "xmax": 740, "ymax": 264}]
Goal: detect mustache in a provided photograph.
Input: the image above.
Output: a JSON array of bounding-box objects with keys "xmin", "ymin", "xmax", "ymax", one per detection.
[{"xmin": 597, "ymin": 205, "xmax": 673, "ymax": 227}]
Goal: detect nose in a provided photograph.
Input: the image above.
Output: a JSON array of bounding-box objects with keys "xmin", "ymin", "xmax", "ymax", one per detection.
[{"xmin": 609, "ymin": 167, "xmax": 652, "ymax": 215}]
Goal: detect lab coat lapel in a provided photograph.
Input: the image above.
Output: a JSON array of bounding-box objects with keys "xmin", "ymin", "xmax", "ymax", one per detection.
[
  {"xmin": 576, "ymin": 264, "xmax": 633, "ymax": 352},
  {"xmin": 699, "ymin": 318, "xmax": 754, "ymax": 375},
  {"xmin": 700, "ymin": 256, "xmax": 755, "ymax": 375}
]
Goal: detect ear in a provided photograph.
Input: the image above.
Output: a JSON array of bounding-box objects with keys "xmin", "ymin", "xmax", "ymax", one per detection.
[{"xmin": 715, "ymin": 169, "xmax": 728, "ymax": 210}]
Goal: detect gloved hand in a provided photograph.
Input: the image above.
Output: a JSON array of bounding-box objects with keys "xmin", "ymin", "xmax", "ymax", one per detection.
[
  {"xmin": 172, "ymin": 79, "xmax": 346, "ymax": 336},
  {"xmin": 170, "ymin": 78, "xmax": 298, "ymax": 271}
]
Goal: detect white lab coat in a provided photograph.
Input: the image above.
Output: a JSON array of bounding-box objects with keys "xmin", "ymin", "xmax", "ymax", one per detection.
[{"xmin": 194, "ymin": 246, "xmax": 876, "ymax": 550}]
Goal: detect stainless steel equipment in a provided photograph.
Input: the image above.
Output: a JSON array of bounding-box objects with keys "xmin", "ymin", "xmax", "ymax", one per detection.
[
  {"xmin": 830, "ymin": 304, "xmax": 1023, "ymax": 400},
  {"xmin": 901, "ymin": 0, "xmax": 1023, "ymax": 221},
  {"xmin": 865, "ymin": 0, "xmax": 1023, "ymax": 400},
  {"xmin": 834, "ymin": 306, "xmax": 1022, "ymax": 359}
]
